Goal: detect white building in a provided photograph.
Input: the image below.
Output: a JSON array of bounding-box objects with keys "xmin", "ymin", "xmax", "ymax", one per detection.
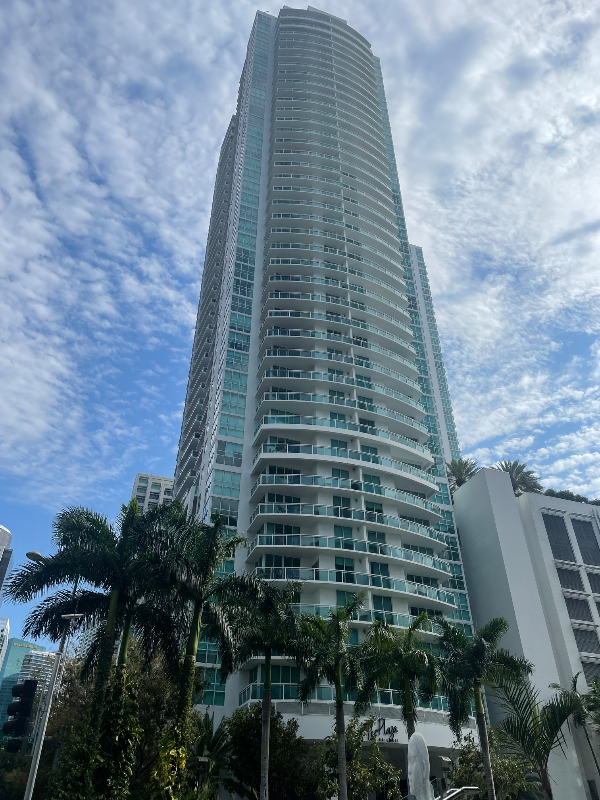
[
  {"xmin": 131, "ymin": 473, "xmax": 174, "ymax": 512},
  {"xmin": 18, "ymin": 650, "xmax": 56, "ymax": 689},
  {"xmin": 0, "ymin": 619, "xmax": 9, "ymax": 677},
  {"xmin": 171, "ymin": 5, "xmax": 474, "ymax": 786},
  {"xmin": 454, "ymin": 468, "xmax": 599, "ymax": 800},
  {"xmin": 0, "ymin": 525, "xmax": 13, "ymax": 608}
]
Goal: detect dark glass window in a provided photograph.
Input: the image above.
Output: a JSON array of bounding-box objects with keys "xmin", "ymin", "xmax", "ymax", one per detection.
[
  {"xmin": 583, "ymin": 662, "xmax": 600, "ymax": 684},
  {"xmin": 565, "ymin": 597, "xmax": 593, "ymax": 622},
  {"xmin": 556, "ymin": 568, "xmax": 583, "ymax": 591},
  {"xmin": 542, "ymin": 514, "xmax": 575, "ymax": 562},
  {"xmin": 572, "ymin": 518, "xmax": 600, "ymax": 567},
  {"xmin": 589, "ymin": 573, "xmax": 600, "ymax": 594},
  {"xmin": 573, "ymin": 628, "xmax": 600, "ymax": 654}
]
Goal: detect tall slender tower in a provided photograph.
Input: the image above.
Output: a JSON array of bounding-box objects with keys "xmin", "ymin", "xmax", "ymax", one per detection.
[{"xmin": 174, "ymin": 6, "xmax": 473, "ymax": 771}]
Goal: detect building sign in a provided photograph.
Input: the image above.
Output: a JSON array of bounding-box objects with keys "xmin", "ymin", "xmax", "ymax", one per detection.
[{"xmin": 374, "ymin": 718, "xmax": 398, "ymax": 743}]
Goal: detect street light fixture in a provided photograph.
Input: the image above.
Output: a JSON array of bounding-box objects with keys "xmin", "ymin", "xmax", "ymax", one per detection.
[{"xmin": 25, "ymin": 551, "xmax": 44, "ymax": 562}]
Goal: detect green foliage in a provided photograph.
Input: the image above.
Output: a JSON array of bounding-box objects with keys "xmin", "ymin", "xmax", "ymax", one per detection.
[
  {"xmin": 449, "ymin": 732, "xmax": 542, "ymax": 800},
  {"xmin": 355, "ymin": 614, "xmax": 437, "ymax": 736},
  {"xmin": 225, "ymin": 704, "xmax": 322, "ymax": 800},
  {"xmin": 187, "ymin": 711, "xmax": 233, "ymax": 800},
  {"xmin": 95, "ymin": 667, "xmax": 142, "ymax": 799},
  {"xmin": 491, "ymin": 461, "xmax": 543, "ymax": 496},
  {"xmin": 317, "ymin": 717, "xmax": 402, "ymax": 800},
  {"xmin": 492, "ymin": 676, "xmax": 582, "ymax": 799},
  {"xmin": 446, "ymin": 457, "xmax": 480, "ymax": 493},
  {"xmin": 543, "ymin": 488, "xmax": 600, "ymax": 506},
  {"xmin": 439, "ymin": 618, "xmax": 532, "ymax": 737}
]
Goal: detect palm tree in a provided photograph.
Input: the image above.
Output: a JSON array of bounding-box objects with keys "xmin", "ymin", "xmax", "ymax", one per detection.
[
  {"xmin": 5, "ymin": 501, "xmax": 186, "ymax": 797},
  {"xmin": 205, "ymin": 580, "xmax": 301, "ymax": 800},
  {"xmin": 550, "ymin": 673, "xmax": 600, "ymax": 781},
  {"xmin": 494, "ymin": 675, "xmax": 582, "ymax": 800},
  {"xmin": 188, "ymin": 711, "xmax": 234, "ymax": 800},
  {"xmin": 492, "ymin": 460, "xmax": 544, "ymax": 496},
  {"xmin": 438, "ymin": 617, "xmax": 532, "ymax": 800},
  {"xmin": 446, "ymin": 457, "xmax": 480, "ymax": 493},
  {"xmin": 138, "ymin": 509, "xmax": 245, "ymax": 788},
  {"xmin": 355, "ymin": 613, "xmax": 437, "ymax": 739},
  {"xmin": 296, "ymin": 596, "xmax": 365, "ymax": 800}
]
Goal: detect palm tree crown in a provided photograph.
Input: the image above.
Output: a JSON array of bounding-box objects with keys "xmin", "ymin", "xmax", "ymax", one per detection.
[
  {"xmin": 446, "ymin": 457, "xmax": 480, "ymax": 493},
  {"xmin": 439, "ymin": 617, "xmax": 532, "ymax": 800},
  {"xmin": 355, "ymin": 613, "xmax": 437, "ymax": 739},
  {"xmin": 492, "ymin": 460, "xmax": 544, "ymax": 496},
  {"xmin": 297, "ymin": 596, "xmax": 365, "ymax": 800}
]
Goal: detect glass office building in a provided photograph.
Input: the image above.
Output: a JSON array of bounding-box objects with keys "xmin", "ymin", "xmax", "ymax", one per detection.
[{"xmin": 173, "ymin": 5, "xmax": 472, "ymax": 766}]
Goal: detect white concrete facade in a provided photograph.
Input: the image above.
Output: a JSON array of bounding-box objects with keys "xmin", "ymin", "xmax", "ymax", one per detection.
[
  {"xmin": 131, "ymin": 473, "xmax": 174, "ymax": 512},
  {"xmin": 453, "ymin": 468, "xmax": 599, "ymax": 800}
]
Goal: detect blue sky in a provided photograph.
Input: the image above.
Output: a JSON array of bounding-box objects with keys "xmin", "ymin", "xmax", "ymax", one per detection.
[{"xmin": 1, "ymin": 0, "xmax": 600, "ymax": 639}]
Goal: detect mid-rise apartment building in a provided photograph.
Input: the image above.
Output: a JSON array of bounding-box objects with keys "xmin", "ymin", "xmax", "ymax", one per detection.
[
  {"xmin": 172, "ymin": 5, "xmax": 473, "ymax": 778},
  {"xmin": 131, "ymin": 473, "xmax": 174, "ymax": 511},
  {"xmin": 454, "ymin": 469, "xmax": 599, "ymax": 799}
]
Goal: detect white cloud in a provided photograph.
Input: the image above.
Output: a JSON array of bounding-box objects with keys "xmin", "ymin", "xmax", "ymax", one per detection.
[{"xmin": 1, "ymin": 0, "xmax": 600, "ymax": 511}]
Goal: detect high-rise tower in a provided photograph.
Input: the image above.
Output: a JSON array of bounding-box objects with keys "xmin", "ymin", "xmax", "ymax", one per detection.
[{"xmin": 174, "ymin": 6, "xmax": 472, "ymax": 770}]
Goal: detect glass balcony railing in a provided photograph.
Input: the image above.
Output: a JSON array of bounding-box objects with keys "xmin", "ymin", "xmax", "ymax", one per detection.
[
  {"xmin": 239, "ymin": 681, "xmax": 455, "ymax": 713},
  {"xmin": 251, "ymin": 566, "xmax": 456, "ymax": 606},
  {"xmin": 266, "ymin": 267, "xmax": 408, "ymax": 310},
  {"xmin": 265, "ymin": 309, "xmax": 414, "ymax": 355},
  {"xmin": 250, "ymin": 474, "xmax": 441, "ymax": 515},
  {"xmin": 266, "ymin": 274, "xmax": 409, "ymax": 317},
  {"xmin": 261, "ymin": 368, "xmax": 424, "ymax": 411},
  {"xmin": 262, "ymin": 339, "xmax": 418, "ymax": 378},
  {"xmin": 264, "ymin": 305, "xmax": 413, "ymax": 341},
  {"xmin": 253, "ymin": 443, "xmax": 439, "ymax": 490},
  {"xmin": 254, "ymin": 415, "xmax": 427, "ymax": 454},
  {"xmin": 289, "ymin": 604, "xmax": 444, "ymax": 633},
  {"xmin": 260, "ymin": 391, "xmax": 427, "ymax": 433},
  {"xmin": 266, "ymin": 247, "xmax": 408, "ymax": 289},
  {"xmin": 247, "ymin": 534, "xmax": 451, "ymax": 574},
  {"xmin": 249, "ymin": 503, "xmax": 447, "ymax": 545},
  {"xmin": 265, "ymin": 292, "xmax": 409, "ymax": 333}
]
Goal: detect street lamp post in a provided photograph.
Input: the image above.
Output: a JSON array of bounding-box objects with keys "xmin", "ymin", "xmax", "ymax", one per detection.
[{"xmin": 21, "ymin": 551, "xmax": 83, "ymax": 800}]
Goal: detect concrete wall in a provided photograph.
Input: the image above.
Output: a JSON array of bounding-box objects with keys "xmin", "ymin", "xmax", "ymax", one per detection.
[{"xmin": 454, "ymin": 469, "xmax": 590, "ymax": 799}]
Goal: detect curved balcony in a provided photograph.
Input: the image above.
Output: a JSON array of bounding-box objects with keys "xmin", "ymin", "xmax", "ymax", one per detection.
[
  {"xmin": 263, "ymin": 292, "xmax": 412, "ymax": 338},
  {"xmin": 256, "ymin": 392, "xmax": 427, "ymax": 435},
  {"xmin": 265, "ymin": 243, "xmax": 408, "ymax": 292},
  {"xmin": 251, "ymin": 442, "xmax": 439, "ymax": 493},
  {"xmin": 251, "ymin": 566, "xmax": 456, "ymax": 611},
  {"xmin": 250, "ymin": 474, "xmax": 441, "ymax": 520},
  {"xmin": 248, "ymin": 502, "xmax": 447, "ymax": 547},
  {"xmin": 253, "ymin": 419, "xmax": 433, "ymax": 469},
  {"xmin": 263, "ymin": 247, "xmax": 408, "ymax": 299},
  {"xmin": 261, "ymin": 334, "xmax": 419, "ymax": 378},
  {"xmin": 264, "ymin": 254, "xmax": 407, "ymax": 303},
  {"xmin": 259, "ymin": 348, "xmax": 420, "ymax": 388},
  {"xmin": 289, "ymin": 604, "xmax": 443, "ymax": 635},
  {"xmin": 263, "ymin": 309, "xmax": 414, "ymax": 349},
  {"xmin": 263, "ymin": 326, "xmax": 415, "ymax": 364},
  {"xmin": 258, "ymin": 369, "xmax": 424, "ymax": 416},
  {"xmin": 247, "ymin": 533, "xmax": 451, "ymax": 578}
]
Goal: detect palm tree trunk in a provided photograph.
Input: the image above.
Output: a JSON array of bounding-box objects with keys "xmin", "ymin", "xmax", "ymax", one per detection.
[
  {"xmin": 335, "ymin": 666, "xmax": 348, "ymax": 800},
  {"xmin": 474, "ymin": 684, "xmax": 496, "ymax": 800},
  {"xmin": 91, "ymin": 587, "xmax": 120, "ymax": 724},
  {"xmin": 177, "ymin": 599, "xmax": 203, "ymax": 725},
  {"xmin": 584, "ymin": 723, "xmax": 600, "ymax": 779},
  {"xmin": 404, "ymin": 676, "xmax": 416, "ymax": 739},
  {"xmin": 539, "ymin": 769, "xmax": 553, "ymax": 800},
  {"xmin": 117, "ymin": 613, "xmax": 132, "ymax": 667},
  {"xmin": 260, "ymin": 647, "xmax": 272, "ymax": 800}
]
